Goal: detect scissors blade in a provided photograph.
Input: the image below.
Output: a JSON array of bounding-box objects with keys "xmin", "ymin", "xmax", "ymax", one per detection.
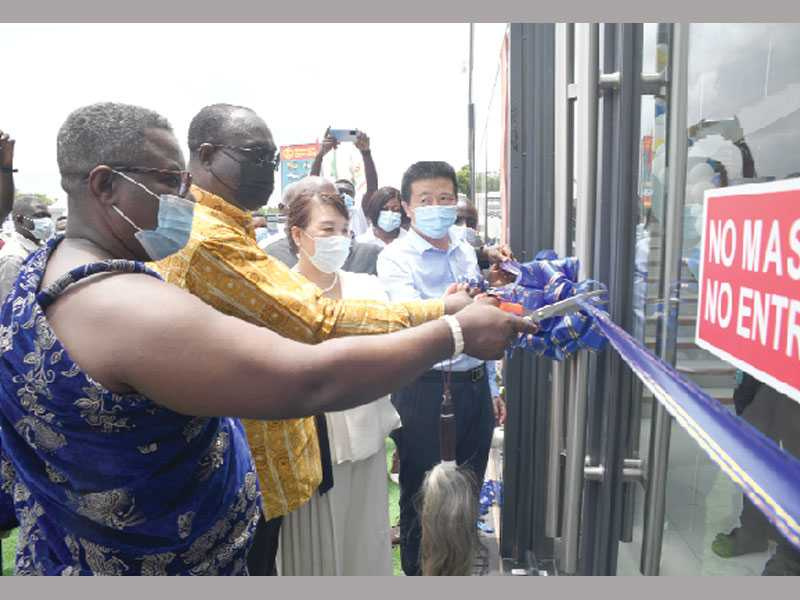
[{"xmin": 531, "ymin": 289, "xmax": 606, "ymax": 321}]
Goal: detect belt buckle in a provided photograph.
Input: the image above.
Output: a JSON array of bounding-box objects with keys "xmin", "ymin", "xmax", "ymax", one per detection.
[{"xmin": 471, "ymin": 366, "xmax": 484, "ymax": 383}]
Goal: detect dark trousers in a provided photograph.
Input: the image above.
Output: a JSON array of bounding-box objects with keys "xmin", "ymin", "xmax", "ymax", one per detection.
[
  {"xmin": 390, "ymin": 370, "xmax": 494, "ymax": 576},
  {"xmin": 737, "ymin": 385, "xmax": 800, "ymax": 568},
  {"xmin": 246, "ymin": 515, "xmax": 283, "ymax": 576}
]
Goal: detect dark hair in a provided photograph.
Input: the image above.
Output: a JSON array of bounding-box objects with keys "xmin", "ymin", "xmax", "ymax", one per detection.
[
  {"xmin": 400, "ymin": 161, "xmax": 458, "ymax": 203},
  {"xmin": 187, "ymin": 103, "xmax": 253, "ymax": 154},
  {"xmin": 456, "ymin": 202, "xmax": 479, "ymax": 229},
  {"xmin": 285, "ymin": 192, "xmax": 349, "ymax": 254},
  {"xmin": 334, "ymin": 179, "xmax": 356, "ymax": 197},
  {"xmin": 364, "ymin": 186, "xmax": 402, "ymax": 226}
]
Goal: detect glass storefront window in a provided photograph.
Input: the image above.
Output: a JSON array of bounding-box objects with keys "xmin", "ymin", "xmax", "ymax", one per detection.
[{"xmin": 621, "ymin": 23, "xmax": 800, "ymax": 576}]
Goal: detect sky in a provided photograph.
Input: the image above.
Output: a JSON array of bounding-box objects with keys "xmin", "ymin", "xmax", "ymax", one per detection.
[{"xmin": 0, "ymin": 23, "xmax": 508, "ymax": 209}]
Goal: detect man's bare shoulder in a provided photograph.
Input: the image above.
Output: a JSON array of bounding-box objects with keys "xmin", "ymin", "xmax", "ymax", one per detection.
[{"xmin": 48, "ymin": 269, "xmax": 198, "ymax": 331}]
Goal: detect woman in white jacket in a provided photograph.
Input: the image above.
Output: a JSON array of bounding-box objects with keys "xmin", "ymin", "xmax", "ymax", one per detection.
[{"xmin": 278, "ymin": 182, "xmax": 398, "ymax": 576}]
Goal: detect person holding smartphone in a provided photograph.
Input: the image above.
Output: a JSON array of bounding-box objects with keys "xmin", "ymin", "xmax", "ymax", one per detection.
[{"xmin": 310, "ymin": 127, "xmax": 375, "ymax": 237}]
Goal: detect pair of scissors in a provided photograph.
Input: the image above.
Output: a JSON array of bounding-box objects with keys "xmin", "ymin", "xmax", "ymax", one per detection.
[{"xmin": 498, "ymin": 289, "xmax": 607, "ymax": 321}]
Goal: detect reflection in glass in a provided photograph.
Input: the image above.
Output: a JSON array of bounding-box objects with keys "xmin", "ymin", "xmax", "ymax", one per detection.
[
  {"xmin": 619, "ymin": 22, "xmax": 800, "ymax": 576},
  {"xmin": 669, "ymin": 23, "xmax": 800, "ymax": 576}
]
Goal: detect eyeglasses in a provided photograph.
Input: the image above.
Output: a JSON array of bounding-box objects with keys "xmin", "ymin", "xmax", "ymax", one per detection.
[
  {"xmin": 207, "ymin": 144, "xmax": 280, "ymax": 171},
  {"xmin": 111, "ymin": 166, "xmax": 192, "ymax": 198}
]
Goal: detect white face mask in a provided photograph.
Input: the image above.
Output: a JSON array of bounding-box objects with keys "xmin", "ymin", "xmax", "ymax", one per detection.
[{"xmin": 300, "ymin": 230, "xmax": 351, "ymax": 273}]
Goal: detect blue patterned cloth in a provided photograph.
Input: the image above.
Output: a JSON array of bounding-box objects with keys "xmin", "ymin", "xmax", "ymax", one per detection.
[{"xmin": 0, "ymin": 236, "xmax": 261, "ymax": 575}]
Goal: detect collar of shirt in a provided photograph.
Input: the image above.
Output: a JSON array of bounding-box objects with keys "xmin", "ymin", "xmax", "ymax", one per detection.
[
  {"xmin": 405, "ymin": 225, "xmax": 464, "ymax": 256},
  {"xmin": 191, "ymin": 185, "xmax": 256, "ymax": 239}
]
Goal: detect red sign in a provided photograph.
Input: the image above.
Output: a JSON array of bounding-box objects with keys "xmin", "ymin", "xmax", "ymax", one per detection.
[{"xmin": 696, "ymin": 178, "xmax": 800, "ymax": 404}]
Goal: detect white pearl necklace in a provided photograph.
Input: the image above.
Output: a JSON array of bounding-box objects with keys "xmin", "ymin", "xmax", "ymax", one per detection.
[
  {"xmin": 319, "ymin": 271, "xmax": 339, "ymax": 294},
  {"xmin": 291, "ymin": 264, "xmax": 339, "ymax": 295}
]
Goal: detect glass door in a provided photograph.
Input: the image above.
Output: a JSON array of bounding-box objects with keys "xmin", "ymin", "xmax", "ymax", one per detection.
[{"xmin": 616, "ymin": 22, "xmax": 800, "ymax": 576}]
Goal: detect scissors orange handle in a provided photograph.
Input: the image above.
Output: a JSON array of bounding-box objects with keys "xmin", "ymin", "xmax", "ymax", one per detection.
[{"xmin": 499, "ymin": 302, "xmax": 525, "ymax": 316}]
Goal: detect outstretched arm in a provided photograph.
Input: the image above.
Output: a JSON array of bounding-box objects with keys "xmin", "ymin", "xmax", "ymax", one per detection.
[
  {"xmin": 355, "ymin": 131, "xmax": 377, "ymax": 204},
  {"xmin": 0, "ymin": 130, "xmax": 15, "ymax": 224},
  {"xmin": 52, "ymin": 272, "xmax": 535, "ymax": 420},
  {"xmin": 310, "ymin": 127, "xmax": 338, "ymax": 177}
]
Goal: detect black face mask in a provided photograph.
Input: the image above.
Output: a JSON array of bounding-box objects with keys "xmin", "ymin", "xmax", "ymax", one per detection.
[
  {"xmin": 209, "ymin": 151, "xmax": 275, "ymax": 209},
  {"xmin": 235, "ymin": 161, "xmax": 275, "ymax": 207}
]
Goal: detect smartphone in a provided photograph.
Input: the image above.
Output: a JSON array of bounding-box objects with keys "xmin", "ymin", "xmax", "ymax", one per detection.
[{"xmin": 329, "ymin": 128, "xmax": 359, "ymax": 143}]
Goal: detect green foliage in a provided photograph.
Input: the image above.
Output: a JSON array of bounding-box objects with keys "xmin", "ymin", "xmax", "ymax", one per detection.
[
  {"xmin": 14, "ymin": 192, "xmax": 57, "ymax": 206},
  {"xmin": 457, "ymin": 165, "xmax": 471, "ymax": 198},
  {"xmin": 457, "ymin": 165, "xmax": 500, "ymax": 199}
]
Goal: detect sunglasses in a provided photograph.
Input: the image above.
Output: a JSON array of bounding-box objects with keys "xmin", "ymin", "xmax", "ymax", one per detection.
[{"xmin": 206, "ymin": 144, "xmax": 281, "ymax": 171}]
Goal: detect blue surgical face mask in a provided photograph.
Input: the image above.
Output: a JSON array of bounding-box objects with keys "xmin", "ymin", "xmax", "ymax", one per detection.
[
  {"xmin": 413, "ymin": 205, "xmax": 458, "ymax": 240},
  {"xmin": 301, "ymin": 230, "xmax": 351, "ymax": 274},
  {"xmin": 111, "ymin": 170, "xmax": 195, "ymax": 261},
  {"xmin": 377, "ymin": 210, "xmax": 402, "ymax": 233},
  {"xmin": 255, "ymin": 227, "xmax": 270, "ymax": 244},
  {"xmin": 29, "ymin": 217, "xmax": 55, "ymax": 241}
]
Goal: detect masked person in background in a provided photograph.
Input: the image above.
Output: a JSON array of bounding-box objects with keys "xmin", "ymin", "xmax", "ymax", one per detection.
[
  {"xmin": 310, "ymin": 128, "xmax": 375, "ymax": 237},
  {"xmin": 0, "ymin": 195, "xmax": 53, "ymax": 299},
  {"xmin": 454, "ymin": 200, "xmax": 481, "ymax": 247},
  {"xmin": 356, "ymin": 186, "xmax": 406, "ymax": 249},
  {"xmin": 251, "ymin": 214, "xmax": 270, "ymax": 246}
]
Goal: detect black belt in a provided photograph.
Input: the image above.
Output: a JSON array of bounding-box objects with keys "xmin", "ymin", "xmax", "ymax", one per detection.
[{"xmin": 419, "ymin": 364, "xmax": 485, "ymax": 383}]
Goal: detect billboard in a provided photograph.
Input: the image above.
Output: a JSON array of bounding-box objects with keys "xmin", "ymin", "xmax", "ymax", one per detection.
[
  {"xmin": 695, "ymin": 178, "xmax": 800, "ymax": 404},
  {"xmin": 280, "ymin": 143, "xmax": 320, "ymax": 191}
]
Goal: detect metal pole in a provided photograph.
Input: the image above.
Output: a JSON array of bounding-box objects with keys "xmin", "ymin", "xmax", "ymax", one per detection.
[
  {"xmin": 641, "ymin": 22, "xmax": 690, "ymax": 576},
  {"xmin": 468, "ymin": 23, "xmax": 477, "ymax": 203},
  {"xmin": 559, "ymin": 22, "xmax": 598, "ymax": 575},
  {"xmin": 484, "ymin": 148, "xmax": 490, "ymax": 242},
  {"xmin": 546, "ymin": 22, "xmax": 573, "ymax": 539}
]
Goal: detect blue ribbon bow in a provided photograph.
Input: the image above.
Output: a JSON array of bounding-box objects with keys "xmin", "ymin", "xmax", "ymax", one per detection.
[{"xmin": 464, "ymin": 250, "xmax": 608, "ymax": 360}]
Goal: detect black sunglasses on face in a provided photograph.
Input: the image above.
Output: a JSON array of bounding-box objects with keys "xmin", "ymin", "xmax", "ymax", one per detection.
[{"xmin": 207, "ymin": 144, "xmax": 280, "ymax": 171}]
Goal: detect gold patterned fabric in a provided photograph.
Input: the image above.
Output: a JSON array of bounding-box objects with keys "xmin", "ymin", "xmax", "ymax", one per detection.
[{"xmin": 155, "ymin": 186, "xmax": 444, "ymax": 519}]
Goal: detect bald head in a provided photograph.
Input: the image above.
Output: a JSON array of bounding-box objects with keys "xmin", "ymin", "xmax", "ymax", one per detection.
[
  {"xmin": 456, "ymin": 201, "xmax": 478, "ymax": 230},
  {"xmin": 12, "ymin": 195, "xmax": 48, "ymax": 219},
  {"xmin": 187, "ymin": 103, "xmax": 277, "ymax": 211},
  {"xmin": 188, "ymin": 104, "xmax": 271, "ymax": 155},
  {"xmin": 12, "ymin": 195, "xmax": 52, "ymax": 242}
]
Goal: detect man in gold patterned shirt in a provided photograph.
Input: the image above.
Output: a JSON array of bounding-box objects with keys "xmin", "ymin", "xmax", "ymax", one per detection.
[{"xmin": 155, "ymin": 104, "xmax": 471, "ymax": 575}]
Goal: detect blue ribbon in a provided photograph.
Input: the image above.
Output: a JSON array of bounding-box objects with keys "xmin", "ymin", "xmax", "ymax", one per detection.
[
  {"xmin": 468, "ymin": 251, "xmax": 800, "ymax": 552},
  {"xmin": 581, "ymin": 301, "xmax": 800, "ymax": 552},
  {"xmin": 479, "ymin": 480, "xmax": 503, "ymax": 516},
  {"xmin": 464, "ymin": 250, "xmax": 608, "ymax": 360}
]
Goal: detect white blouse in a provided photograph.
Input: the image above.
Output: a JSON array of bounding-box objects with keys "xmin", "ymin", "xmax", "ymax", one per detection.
[{"xmin": 324, "ymin": 270, "xmax": 402, "ymax": 464}]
